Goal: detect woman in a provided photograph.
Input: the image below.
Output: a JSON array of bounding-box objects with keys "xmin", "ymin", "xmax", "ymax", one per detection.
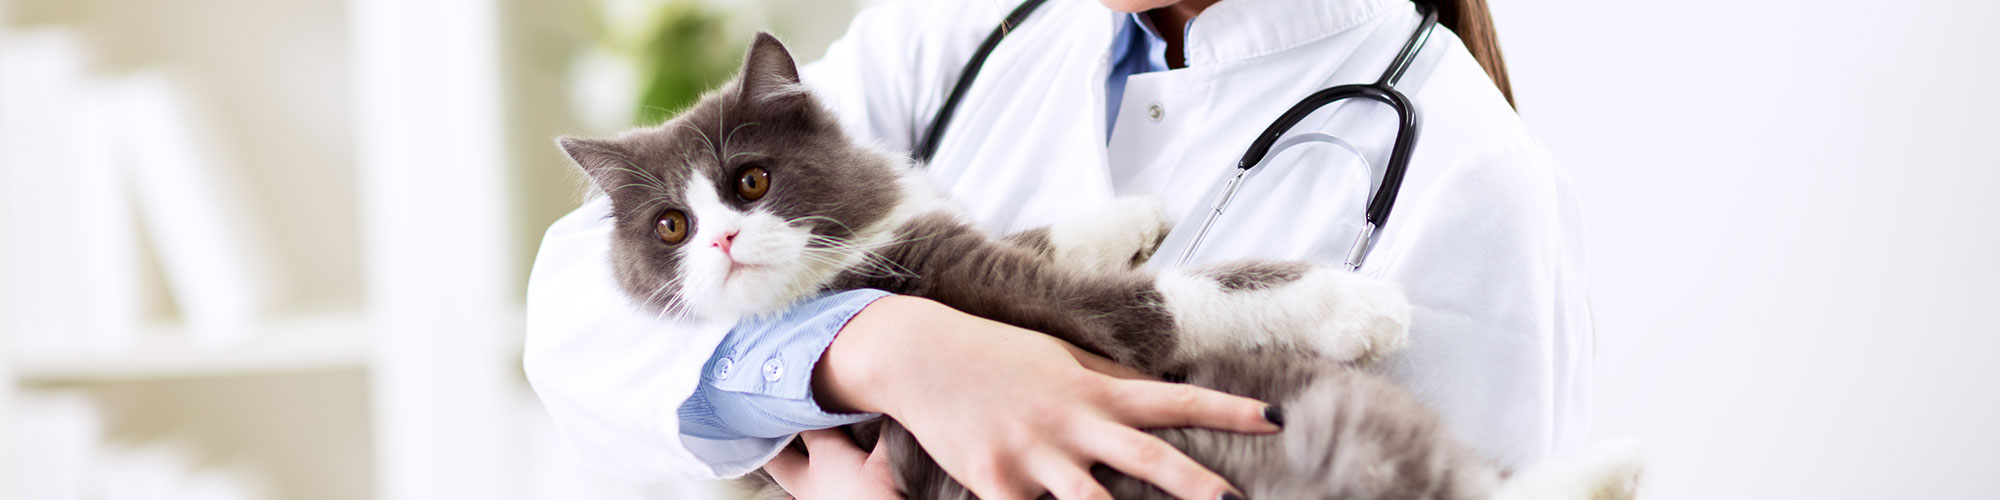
[{"xmin": 524, "ymin": 0, "xmax": 1592, "ymax": 498}]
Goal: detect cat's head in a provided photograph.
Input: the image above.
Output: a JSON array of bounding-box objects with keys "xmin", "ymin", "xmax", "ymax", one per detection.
[{"xmin": 559, "ymin": 33, "xmax": 914, "ymax": 318}]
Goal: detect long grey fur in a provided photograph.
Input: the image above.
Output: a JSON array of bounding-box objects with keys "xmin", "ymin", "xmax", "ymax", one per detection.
[{"xmin": 557, "ymin": 32, "xmax": 1633, "ymax": 500}]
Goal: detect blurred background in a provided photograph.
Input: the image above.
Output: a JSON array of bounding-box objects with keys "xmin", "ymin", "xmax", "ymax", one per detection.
[{"xmin": 0, "ymin": 0, "xmax": 1993, "ymax": 499}]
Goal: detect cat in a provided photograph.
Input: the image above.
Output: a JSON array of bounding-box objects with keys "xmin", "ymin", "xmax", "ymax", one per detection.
[{"xmin": 558, "ymin": 32, "xmax": 1640, "ymax": 500}]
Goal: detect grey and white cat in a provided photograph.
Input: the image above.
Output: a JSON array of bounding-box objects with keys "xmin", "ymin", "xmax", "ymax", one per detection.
[{"xmin": 560, "ymin": 33, "xmax": 1639, "ymax": 500}]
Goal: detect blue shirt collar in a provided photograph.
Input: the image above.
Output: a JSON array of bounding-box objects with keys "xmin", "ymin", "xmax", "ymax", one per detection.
[{"xmin": 1110, "ymin": 11, "xmax": 1183, "ymax": 74}]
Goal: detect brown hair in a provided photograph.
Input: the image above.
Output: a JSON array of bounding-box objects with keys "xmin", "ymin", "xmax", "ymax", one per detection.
[{"xmin": 1426, "ymin": 0, "xmax": 1514, "ymax": 107}]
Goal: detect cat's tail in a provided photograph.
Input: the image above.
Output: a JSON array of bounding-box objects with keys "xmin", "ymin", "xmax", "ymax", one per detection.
[{"xmin": 1491, "ymin": 438, "xmax": 1645, "ymax": 500}]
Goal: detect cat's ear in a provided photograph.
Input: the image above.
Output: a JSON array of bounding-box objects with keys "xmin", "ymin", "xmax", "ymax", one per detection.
[
  {"xmin": 557, "ymin": 136, "xmax": 632, "ymax": 191},
  {"xmin": 738, "ymin": 32, "xmax": 808, "ymax": 104}
]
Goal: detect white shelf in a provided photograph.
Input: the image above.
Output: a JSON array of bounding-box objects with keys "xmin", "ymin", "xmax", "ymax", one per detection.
[{"xmin": 9, "ymin": 313, "xmax": 372, "ymax": 383}]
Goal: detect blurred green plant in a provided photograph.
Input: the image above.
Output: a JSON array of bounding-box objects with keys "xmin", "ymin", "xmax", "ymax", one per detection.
[{"xmin": 602, "ymin": 0, "xmax": 744, "ymax": 126}]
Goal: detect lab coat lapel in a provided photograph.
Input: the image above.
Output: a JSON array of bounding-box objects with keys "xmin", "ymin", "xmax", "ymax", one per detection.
[{"xmin": 1125, "ymin": 0, "xmax": 1411, "ymax": 269}]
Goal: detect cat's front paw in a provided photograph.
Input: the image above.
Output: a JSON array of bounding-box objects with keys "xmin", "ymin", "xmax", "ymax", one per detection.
[
  {"xmin": 1159, "ymin": 262, "xmax": 1410, "ymax": 363},
  {"xmin": 1044, "ymin": 197, "xmax": 1171, "ymax": 272},
  {"xmin": 1297, "ymin": 269, "xmax": 1411, "ymax": 364}
]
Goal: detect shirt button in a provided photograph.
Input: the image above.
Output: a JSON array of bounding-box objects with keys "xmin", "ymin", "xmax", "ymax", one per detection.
[
  {"xmin": 762, "ymin": 359, "xmax": 784, "ymax": 382},
  {"xmin": 715, "ymin": 357, "xmax": 734, "ymax": 379},
  {"xmin": 1147, "ymin": 102, "xmax": 1165, "ymax": 122}
]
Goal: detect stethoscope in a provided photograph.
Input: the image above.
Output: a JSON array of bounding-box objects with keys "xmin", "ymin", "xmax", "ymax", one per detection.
[{"xmin": 915, "ymin": 0, "xmax": 1439, "ymax": 272}]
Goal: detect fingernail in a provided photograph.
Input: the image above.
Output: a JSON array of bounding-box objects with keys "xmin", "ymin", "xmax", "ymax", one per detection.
[
  {"xmin": 1263, "ymin": 405, "xmax": 1284, "ymax": 428},
  {"xmin": 1219, "ymin": 492, "xmax": 1245, "ymax": 500}
]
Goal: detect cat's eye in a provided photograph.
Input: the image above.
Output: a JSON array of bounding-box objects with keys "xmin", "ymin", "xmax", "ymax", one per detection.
[
  {"xmin": 736, "ymin": 165, "xmax": 771, "ymax": 201},
  {"xmin": 656, "ymin": 210, "xmax": 690, "ymax": 244}
]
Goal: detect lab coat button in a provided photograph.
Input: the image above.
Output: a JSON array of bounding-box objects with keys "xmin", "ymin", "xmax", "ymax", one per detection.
[
  {"xmin": 1147, "ymin": 102, "xmax": 1164, "ymax": 122},
  {"xmin": 762, "ymin": 359, "xmax": 784, "ymax": 382},
  {"xmin": 716, "ymin": 357, "xmax": 734, "ymax": 379}
]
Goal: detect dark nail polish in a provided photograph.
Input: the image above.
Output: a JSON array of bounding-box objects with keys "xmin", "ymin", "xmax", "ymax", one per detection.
[
  {"xmin": 1263, "ymin": 405, "xmax": 1284, "ymax": 428},
  {"xmin": 1219, "ymin": 492, "xmax": 1245, "ymax": 500}
]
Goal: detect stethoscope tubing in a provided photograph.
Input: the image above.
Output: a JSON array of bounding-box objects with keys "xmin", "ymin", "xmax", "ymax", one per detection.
[
  {"xmin": 915, "ymin": 0, "xmax": 1050, "ymax": 164},
  {"xmin": 1187, "ymin": 2, "xmax": 1436, "ymax": 270},
  {"xmin": 917, "ymin": 0, "xmax": 1439, "ymax": 272}
]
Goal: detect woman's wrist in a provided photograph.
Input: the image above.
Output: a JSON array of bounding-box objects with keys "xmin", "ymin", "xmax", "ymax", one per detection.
[{"xmin": 813, "ymin": 294, "xmax": 944, "ymax": 415}]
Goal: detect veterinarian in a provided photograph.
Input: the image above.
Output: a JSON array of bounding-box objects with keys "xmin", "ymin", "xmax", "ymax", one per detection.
[{"xmin": 525, "ymin": 0, "xmax": 1592, "ymax": 498}]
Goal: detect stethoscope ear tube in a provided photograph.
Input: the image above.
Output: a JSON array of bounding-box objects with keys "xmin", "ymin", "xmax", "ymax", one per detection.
[
  {"xmin": 1343, "ymin": 222, "xmax": 1375, "ymax": 272},
  {"xmin": 1176, "ymin": 168, "xmax": 1250, "ymax": 267}
]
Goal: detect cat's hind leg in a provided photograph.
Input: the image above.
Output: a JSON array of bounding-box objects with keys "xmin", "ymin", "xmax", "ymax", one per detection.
[
  {"xmin": 1493, "ymin": 439, "xmax": 1645, "ymax": 500},
  {"xmin": 1157, "ymin": 261, "xmax": 1411, "ymax": 363},
  {"xmin": 1004, "ymin": 197, "xmax": 1171, "ymax": 272}
]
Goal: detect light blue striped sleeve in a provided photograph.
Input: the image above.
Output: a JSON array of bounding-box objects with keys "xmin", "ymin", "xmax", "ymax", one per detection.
[{"xmin": 675, "ymin": 288, "xmax": 890, "ymax": 469}]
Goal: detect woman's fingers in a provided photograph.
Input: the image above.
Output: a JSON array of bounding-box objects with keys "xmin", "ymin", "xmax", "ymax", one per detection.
[
  {"xmin": 1078, "ymin": 424, "xmax": 1240, "ymax": 500},
  {"xmin": 764, "ymin": 445, "xmax": 811, "ymax": 494},
  {"xmin": 769, "ymin": 429, "xmax": 907, "ymax": 500},
  {"xmin": 1054, "ymin": 338, "xmax": 1152, "ymax": 380},
  {"xmin": 1026, "ymin": 453, "xmax": 1115, "ymax": 500},
  {"xmin": 799, "ymin": 428, "xmax": 865, "ymax": 461},
  {"xmin": 863, "ymin": 428, "xmax": 895, "ymax": 469},
  {"xmin": 1107, "ymin": 379, "xmax": 1282, "ymax": 434}
]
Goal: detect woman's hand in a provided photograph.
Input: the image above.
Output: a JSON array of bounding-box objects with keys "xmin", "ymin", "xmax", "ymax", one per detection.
[
  {"xmin": 765, "ymin": 428, "xmax": 903, "ymax": 500},
  {"xmin": 813, "ymin": 296, "xmax": 1278, "ymax": 500}
]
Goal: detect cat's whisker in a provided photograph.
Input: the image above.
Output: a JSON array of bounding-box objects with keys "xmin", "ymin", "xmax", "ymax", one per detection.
[
  {"xmin": 660, "ymin": 280, "xmax": 694, "ymax": 319},
  {"xmin": 585, "ymin": 144, "xmax": 663, "ymax": 188},
  {"xmin": 722, "ymin": 121, "xmax": 760, "ymax": 164},
  {"xmin": 803, "ymin": 231, "xmax": 943, "ymax": 276},
  {"xmin": 677, "ymin": 122, "xmax": 721, "ymax": 165},
  {"xmin": 640, "ymin": 277, "xmax": 681, "ymax": 319},
  {"xmin": 633, "ymin": 195, "xmax": 678, "ymax": 215},
  {"xmin": 795, "ymin": 245, "xmax": 885, "ymax": 268},
  {"xmin": 607, "ymin": 183, "xmax": 667, "ymax": 196},
  {"xmin": 787, "ymin": 215, "xmax": 863, "ymax": 237},
  {"xmin": 794, "ymin": 254, "xmax": 874, "ymax": 275},
  {"xmin": 714, "ymin": 108, "xmax": 729, "ymax": 166},
  {"xmin": 800, "ymin": 234, "xmax": 917, "ymax": 266},
  {"xmin": 795, "ymin": 249, "xmax": 905, "ymax": 279},
  {"xmin": 797, "ymin": 244, "xmax": 919, "ymax": 278},
  {"xmin": 807, "ymin": 242, "xmax": 901, "ymax": 265},
  {"xmin": 601, "ymin": 164, "xmax": 671, "ymax": 193}
]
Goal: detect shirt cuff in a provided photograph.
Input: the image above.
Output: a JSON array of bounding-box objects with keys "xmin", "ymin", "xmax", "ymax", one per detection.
[{"xmin": 677, "ymin": 289, "xmax": 890, "ymax": 455}]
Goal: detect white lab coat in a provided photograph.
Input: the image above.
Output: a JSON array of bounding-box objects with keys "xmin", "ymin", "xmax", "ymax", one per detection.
[{"xmin": 525, "ymin": 0, "xmax": 1593, "ymax": 482}]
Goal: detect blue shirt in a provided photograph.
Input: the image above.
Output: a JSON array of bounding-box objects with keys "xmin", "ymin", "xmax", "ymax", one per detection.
[
  {"xmin": 676, "ymin": 289, "xmax": 889, "ymax": 456},
  {"xmin": 675, "ymin": 14, "xmax": 1182, "ymax": 453},
  {"xmin": 1107, "ymin": 12, "xmax": 1178, "ymax": 138}
]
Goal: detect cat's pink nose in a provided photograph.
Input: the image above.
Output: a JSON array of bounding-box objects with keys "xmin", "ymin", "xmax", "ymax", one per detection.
[{"xmin": 711, "ymin": 230, "xmax": 738, "ymax": 256}]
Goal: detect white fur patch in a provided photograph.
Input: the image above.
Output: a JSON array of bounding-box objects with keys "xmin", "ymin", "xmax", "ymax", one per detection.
[
  {"xmin": 679, "ymin": 172, "xmax": 816, "ymax": 317},
  {"xmin": 1045, "ymin": 197, "xmax": 1169, "ymax": 272},
  {"xmin": 1492, "ymin": 439, "xmax": 1645, "ymax": 500},
  {"xmin": 1156, "ymin": 265, "xmax": 1411, "ymax": 363}
]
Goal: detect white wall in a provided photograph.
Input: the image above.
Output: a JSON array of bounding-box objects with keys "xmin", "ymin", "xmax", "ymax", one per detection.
[{"xmin": 1491, "ymin": 0, "xmax": 2000, "ymax": 498}]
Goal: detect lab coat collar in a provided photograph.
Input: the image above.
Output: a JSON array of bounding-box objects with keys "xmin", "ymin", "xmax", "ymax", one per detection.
[{"xmin": 1183, "ymin": 0, "xmax": 1400, "ymax": 66}]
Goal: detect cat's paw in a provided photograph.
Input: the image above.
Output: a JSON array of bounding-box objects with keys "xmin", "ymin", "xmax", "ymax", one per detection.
[
  {"xmin": 1159, "ymin": 262, "xmax": 1409, "ymax": 363},
  {"xmin": 1294, "ymin": 268, "xmax": 1411, "ymax": 364},
  {"xmin": 1044, "ymin": 197, "xmax": 1171, "ymax": 272}
]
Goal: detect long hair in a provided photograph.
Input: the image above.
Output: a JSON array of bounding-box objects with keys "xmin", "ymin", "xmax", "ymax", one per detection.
[{"xmin": 1424, "ymin": 0, "xmax": 1514, "ymax": 107}]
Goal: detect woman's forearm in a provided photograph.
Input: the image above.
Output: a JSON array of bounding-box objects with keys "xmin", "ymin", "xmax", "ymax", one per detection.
[{"xmin": 812, "ymin": 294, "xmax": 943, "ymax": 415}]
